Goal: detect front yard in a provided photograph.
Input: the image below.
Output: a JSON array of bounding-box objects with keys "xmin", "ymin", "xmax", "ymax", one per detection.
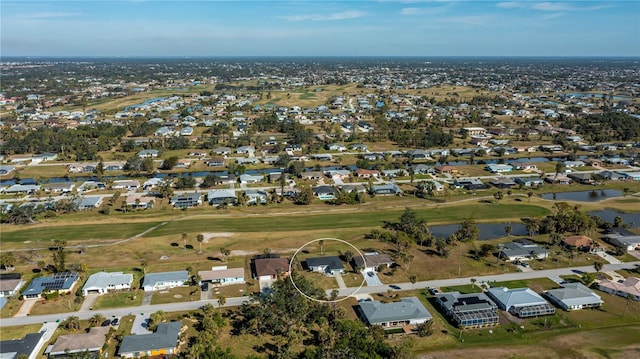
[{"xmin": 92, "ymin": 290, "xmax": 143, "ymax": 310}]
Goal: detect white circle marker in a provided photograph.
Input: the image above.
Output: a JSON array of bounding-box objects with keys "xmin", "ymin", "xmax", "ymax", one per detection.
[{"xmin": 289, "ymin": 238, "xmax": 367, "ymax": 303}]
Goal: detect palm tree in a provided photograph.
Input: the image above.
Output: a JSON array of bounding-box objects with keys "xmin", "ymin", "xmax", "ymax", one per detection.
[
  {"xmin": 594, "ymin": 261, "xmax": 603, "ymax": 273},
  {"xmin": 409, "ymin": 275, "xmax": 417, "ymax": 288},
  {"xmin": 89, "ymin": 313, "xmax": 106, "ymax": 327},
  {"xmin": 319, "ymin": 240, "xmax": 324, "ymax": 255},
  {"xmin": 527, "ymin": 191, "xmax": 534, "ymax": 202},
  {"xmin": 470, "ymin": 278, "xmax": 477, "ymax": 288},
  {"xmin": 196, "ymin": 234, "xmax": 204, "ymax": 254},
  {"xmin": 217, "ymin": 294, "xmax": 226, "ymax": 308},
  {"xmin": 182, "ymin": 233, "xmax": 188, "ymax": 251},
  {"xmin": 504, "ymin": 225, "xmax": 512, "ymax": 237}
]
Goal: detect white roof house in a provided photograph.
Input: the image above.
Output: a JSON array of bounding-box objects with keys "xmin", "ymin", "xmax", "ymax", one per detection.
[
  {"xmin": 545, "ymin": 283, "xmax": 603, "ymax": 311},
  {"xmin": 198, "ymin": 266, "xmax": 245, "ymax": 287},
  {"xmin": 486, "ymin": 287, "xmax": 555, "ymax": 317},
  {"xmin": 598, "ymin": 277, "xmax": 640, "ymax": 302},
  {"xmin": 142, "ymin": 271, "xmax": 189, "ymax": 291},
  {"xmin": 82, "ymin": 271, "xmax": 134, "ymax": 296},
  {"xmin": 358, "ymin": 297, "xmax": 432, "ymax": 329}
]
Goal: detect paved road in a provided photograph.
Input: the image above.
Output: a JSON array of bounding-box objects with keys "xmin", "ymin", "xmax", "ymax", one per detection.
[{"xmin": 3, "ymin": 262, "xmax": 638, "ymax": 328}]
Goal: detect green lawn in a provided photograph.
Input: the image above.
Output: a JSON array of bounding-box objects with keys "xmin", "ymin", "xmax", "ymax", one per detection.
[
  {"xmin": 2, "ymin": 221, "xmax": 163, "ymax": 243},
  {"xmin": 146, "ymin": 204, "xmax": 551, "ymax": 238},
  {"xmin": 0, "ymin": 324, "xmax": 43, "ymax": 340},
  {"xmin": 489, "ymin": 277, "xmax": 558, "ymax": 291},
  {"xmin": 150, "ymin": 286, "xmax": 200, "ymax": 305},
  {"xmin": 29, "ymin": 296, "xmax": 82, "ymax": 316},
  {"xmin": 92, "ymin": 290, "xmax": 143, "ymax": 310}
]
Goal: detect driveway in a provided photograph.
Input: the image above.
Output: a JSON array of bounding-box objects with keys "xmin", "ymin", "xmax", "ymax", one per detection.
[
  {"xmin": 80, "ymin": 294, "xmax": 100, "ymax": 312},
  {"xmin": 363, "ymin": 271, "xmax": 383, "ymax": 286},
  {"xmin": 141, "ymin": 291, "xmax": 153, "ymax": 306},
  {"xmin": 131, "ymin": 313, "xmax": 152, "ymax": 335},
  {"xmin": 14, "ymin": 299, "xmax": 38, "ymax": 317},
  {"xmin": 594, "ymin": 251, "xmax": 622, "ymax": 264},
  {"xmin": 334, "ymin": 274, "xmax": 347, "ymax": 289}
]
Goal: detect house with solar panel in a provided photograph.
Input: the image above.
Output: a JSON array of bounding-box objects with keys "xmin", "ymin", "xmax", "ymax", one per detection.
[
  {"xmin": 486, "ymin": 287, "xmax": 555, "ymax": 318},
  {"xmin": 21, "ymin": 272, "xmax": 80, "ymax": 299},
  {"xmin": 436, "ymin": 291, "xmax": 499, "ymax": 328}
]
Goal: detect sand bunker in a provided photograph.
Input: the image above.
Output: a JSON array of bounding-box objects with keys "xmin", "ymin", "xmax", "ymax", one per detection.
[{"xmin": 201, "ymin": 232, "xmax": 235, "ymax": 242}]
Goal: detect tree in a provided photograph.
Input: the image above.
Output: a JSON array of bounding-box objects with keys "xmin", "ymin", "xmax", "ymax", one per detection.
[
  {"xmin": 581, "ymin": 272, "xmax": 596, "ymax": 286},
  {"xmin": 527, "ymin": 191, "xmax": 534, "ymax": 202},
  {"xmin": 52, "ymin": 239, "xmax": 67, "ymax": 272},
  {"xmin": 416, "ymin": 320, "xmax": 435, "ymax": 337},
  {"xmin": 182, "ymin": 233, "xmax": 188, "ymax": 251},
  {"xmin": 160, "ymin": 156, "xmax": 179, "ymax": 170},
  {"xmin": 594, "ymin": 261, "xmax": 604, "ymax": 273},
  {"xmin": 88, "ymin": 313, "xmax": 106, "ymax": 327},
  {"xmin": 196, "ymin": 234, "xmax": 205, "ymax": 254},
  {"xmin": 409, "ymin": 275, "xmax": 417, "ymax": 288},
  {"xmin": 0, "ymin": 252, "xmax": 16, "ymax": 270},
  {"xmin": 293, "ymin": 185, "xmax": 313, "ymax": 205},
  {"xmin": 220, "ymin": 247, "xmax": 231, "ymax": 262},
  {"xmin": 148, "ymin": 310, "xmax": 166, "ymax": 331},
  {"xmin": 319, "ymin": 239, "xmax": 325, "ymax": 255},
  {"xmin": 504, "ymin": 225, "xmax": 512, "ymax": 237},
  {"xmin": 493, "ymin": 191, "xmax": 504, "ymax": 203},
  {"xmin": 217, "ymin": 294, "xmax": 226, "ymax": 308},
  {"xmin": 61, "ymin": 316, "xmax": 81, "ymax": 331},
  {"xmin": 470, "ymin": 278, "xmax": 477, "ymax": 288}
]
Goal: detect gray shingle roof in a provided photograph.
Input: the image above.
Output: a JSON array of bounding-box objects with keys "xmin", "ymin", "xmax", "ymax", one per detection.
[
  {"xmin": 118, "ymin": 321, "xmax": 181, "ymax": 355},
  {"xmin": 359, "ymin": 297, "xmax": 432, "ymax": 325},
  {"xmin": 486, "ymin": 287, "xmax": 549, "ymax": 309}
]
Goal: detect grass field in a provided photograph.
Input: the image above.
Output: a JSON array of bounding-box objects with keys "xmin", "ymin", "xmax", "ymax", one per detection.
[
  {"xmin": 29, "ymin": 296, "xmax": 81, "ymax": 316},
  {"xmin": 0, "ymin": 323, "xmax": 42, "ymax": 340},
  {"xmin": 150, "ymin": 286, "xmax": 200, "ymax": 305},
  {"xmin": 92, "ymin": 290, "xmax": 143, "ymax": 310}
]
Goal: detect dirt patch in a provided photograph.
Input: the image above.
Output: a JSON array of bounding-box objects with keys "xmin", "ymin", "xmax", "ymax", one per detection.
[{"xmin": 201, "ymin": 232, "xmax": 234, "ymax": 243}]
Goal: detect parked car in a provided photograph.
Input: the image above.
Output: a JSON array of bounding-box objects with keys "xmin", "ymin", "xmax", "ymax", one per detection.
[
  {"xmin": 101, "ymin": 319, "xmax": 111, "ymax": 326},
  {"xmin": 201, "ymin": 282, "xmax": 209, "ymax": 291},
  {"xmin": 367, "ymin": 271, "xmax": 375, "ymax": 277},
  {"xmin": 428, "ymin": 287, "xmax": 440, "ymax": 295},
  {"xmin": 111, "ymin": 318, "xmax": 119, "ymax": 326}
]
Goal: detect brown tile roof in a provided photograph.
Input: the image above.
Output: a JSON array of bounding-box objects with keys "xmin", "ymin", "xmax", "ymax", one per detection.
[
  {"xmin": 254, "ymin": 258, "xmax": 289, "ymax": 277},
  {"xmin": 563, "ymin": 235, "xmax": 593, "ymax": 247}
]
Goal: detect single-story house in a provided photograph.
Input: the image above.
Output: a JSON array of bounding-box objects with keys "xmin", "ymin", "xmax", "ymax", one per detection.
[
  {"xmin": 619, "ymin": 171, "xmax": 640, "ymax": 181},
  {"xmin": 514, "ymin": 177, "xmax": 544, "ymax": 187},
  {"xmin": 435, "ymin": 165, "xmax": 457, "ymax": 174},
  {"xmin": 353, "ymin": 252, "xmax": 394, "ymax": 272},
  {"xmin": 138, "ymin": 149, "xmax": 159, "ymax": 158},
  {"xmin": 78, "ymin": 196, "xmax": 104, "ymax": 210},
  {"xmin": 545, "ymin": 283, "xmax": 603, "ymax": 311},
  {"xmin": 239, "ymin": 174, "xmax": 264, "ymax": 184},
  {"xmin": 300, "ymin": 171, "xmax": 326, "ymax": 181},
  {"xmin": 305, "ymin": 256, "xmax": 345, "ymax": 276},
  {"xmin": 170, "ymin": 193, "xmax": 202, "ymax": 208},
  {"xmin": 236, "ymin": 146, "xmax": 255, "ymax": 154},
  {"xmin": 111, "ymin": 180, "xmax": 140, "ymax": 190},
  {"xmin": 208, "ymin": 189, "xmax": 237, "ymax": 206},
  {"xmin": 603, "ymin": 230, "xmax": 640, "ymax": 251},
  {"xmin": 355, "ymin": 169, "xmax": 380, "ymax": 178},
  {"xmin": 499, "ymin": 239, "xmax": 549, "ymax": 261},
  {"xmin": 358, "ymin": 297, "xmax": 432, "ymax": 330},
  {"xmin": 142, "ymin": 271, "xmax": 189, "ymax": 291},
  {"xmin": 489, "ymin": 177, "xmax": 516, "ymax": 189},
  {"xmin": 568, "ymin": 172, "xmax": 595, "ymax": 185},
  {"xmin": 486, "ymin": 287, "xmax": 555, "ymax": 318},
  {"xmin": 326, "ymin": 143, "xmax": 347, "ymax": 152},
  {"xmin": 204, "ymin": 158, "xmax": 225, "ymax": 167},
  {"xmin": 118, "ymin": 321, "xmax": 182, "ymax": 358},
  {"xmin": 0, "ymin": 331, "xmax": 45, "ymax": 359},
  {"xmin": 236, "ymin": 157, "xmax": 261, "ymax": 165},
  {"xmin": 22, "ymin": 272, "xmax": 80, "ymax": 299},
  {"xmin": 598, "ymin": 277, "xmax": 640, "ymax": 302},
  {"xmin": 436, "ymin": 291, "xmax": 499, "ymax": 328},
  {"xmin": 312, "ymin": 185, "xmax": 337, "ymax": 200},
  {"xmin": 0, "ymin": 165, "xmax": 16, "ymax": 175},
  {"xmin": 253, "ymin": 256, "xmax": 290, "ymax": 291},
  {"xmin": 598, "ymin": 170, "xmax": 626, "ymax": 181},
  {"xmin": 0, "ymin": 273, "xmax": 24, "ymax": 297},
  {"xmin": 46, "ymin": 326, "xmax": 109, "ymax": 358},
  {"xmin": 82, "ymin": 271, "xmax": 133, "ymax": 296},
  {"xmin": 42, "ymin": 182, "xmax": 75, "ymax": 194},
  {"xmin": 485, "ymin": 164, "xmax": 513, "ymax": 174},
  {"xmin": 311, "ymin": 153, "xmax": 332, "ymax": 161},
  {"xmin": 2, "ymin": 184, "xmax": 40, "ymax": 194},
  {"xmin": 244, "ymin": 189, "xmax": 268, "ymax": 205},
  {"xmin": 563, "ymin": 160, "xmax": 586, "ymax": 168},
  {"xmin": 125, "ymin": 194, "xmax": 155, "ymax": 209},
  {"xmin": 188, "ymin": 150, "xmax": 208, "ymax": 158},
  {"xmin": 212, "ymin": 146, "xmax": 231, "ymax": 155},
  {"xmin": 544, "ymin": 175, "xmax": 572, "ymax": 185},
  {"xmin": 371, "ymin": 183, "xmax": 403, "ymax": 196},
  {"xmin": 562, "ymin": 235, "xmax": 595, "ymax": 251},
  {"xmin": 198, "ymin": 266, "xmax": 245, "ymax": 287},
  {"xmin": 509, "ymin": 160, "xmax": 538, "ymax": 171},
  {"xmin": 454, "ymin": 178, "xmax": 488, "ymax": 191},
  {"xmin": 381, "ymin": 169, "xmax": 406, "ymax": 178}
]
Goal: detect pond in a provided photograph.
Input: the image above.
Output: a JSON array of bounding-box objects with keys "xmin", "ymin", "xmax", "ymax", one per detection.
[
  {"xmin": 589, "ymin": 209, "xmax": 640, "ymax": 228},
  {"xmin": 430, "ymin": 222, "xmax": 528, "ymax": 241},
  {"xmin": 540, "ymin": 189, "xmax": 622, "ymax": 202}
]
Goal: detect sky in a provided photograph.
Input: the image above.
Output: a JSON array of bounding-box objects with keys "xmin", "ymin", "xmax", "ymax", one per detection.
[{"xmin": 1, "ymin": 0, "xmax": 639, "ymax": 57}]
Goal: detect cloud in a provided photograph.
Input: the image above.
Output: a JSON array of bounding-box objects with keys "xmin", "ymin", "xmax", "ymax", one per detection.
[
  {"xmin": 543, "ymin": 12, "xmax": 565, "ymax": 20},
  {"xmin": 281, "ymin": 10, "xmax": 366, "ymax": 22},
  {"xmin": 19, "ymin": 12, "xmax": 81, "ymax": 19},
  {"xmin": 400, "ymin": 5, "xmax": 450, "ymax": 16},
  {"xmin": 497, "ymin": 1, "xmax": 613, "ymax": 12}
]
